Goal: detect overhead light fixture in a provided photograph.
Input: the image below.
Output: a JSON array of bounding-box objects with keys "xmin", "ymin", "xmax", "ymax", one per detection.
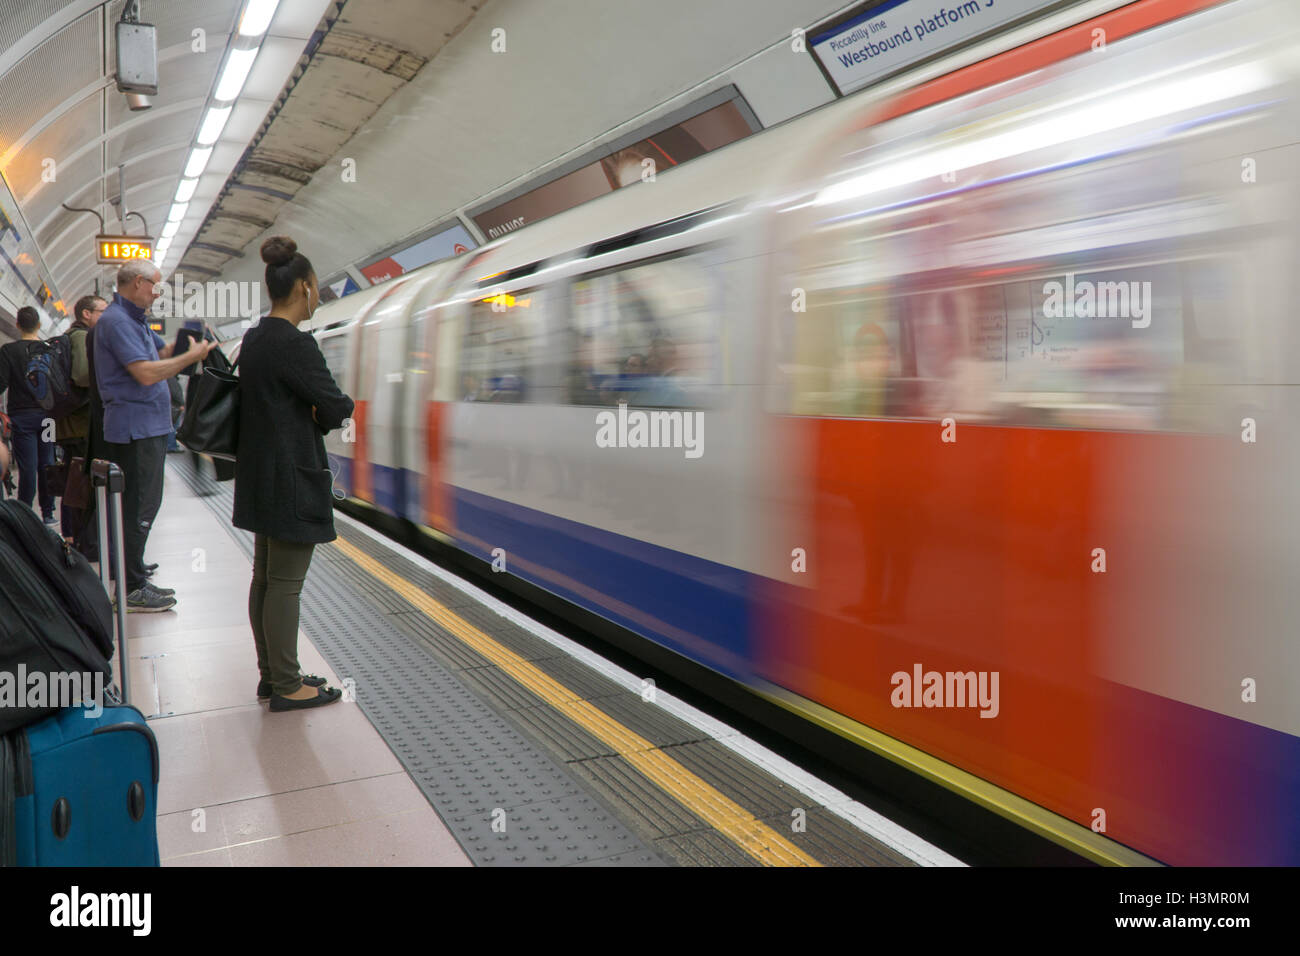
[
  {"xmin": 161, "ymin": 220, "xmax": 179, "ymax": 239},
  {"xmin": 167, "ymin": 202, "xmax": 189, "ymax": 223},
  {"xmin": 174, "ymin": 178, "xmax": 198, "ymax": 203},
  {"xmin": 184, "ymin": 147, "xmax": 213, "ymax": 179},
  {"xmin": 214, "ymin": 46, "xmax": 259, "ymax": 102},
  {"xmin": 238, "ymin": 0, "xmax": 280, "ymax": 38},
  {"xmin": 196, "ymin": 105, "xmax": 232, "ymax": 146},
  {"xmin": 123, "ymin": 92, "xmax": 152, "ymax": 111}
]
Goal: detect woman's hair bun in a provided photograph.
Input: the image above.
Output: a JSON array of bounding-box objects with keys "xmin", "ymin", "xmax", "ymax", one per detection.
[{"xmin": 261, "ymin": 235, "xmax": 298, "ymax": 267}]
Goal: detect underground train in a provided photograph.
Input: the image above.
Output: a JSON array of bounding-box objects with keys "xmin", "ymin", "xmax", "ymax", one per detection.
[{"xmin": 255, "ymin": 0, "xmax": 1300, "ymax": 865}]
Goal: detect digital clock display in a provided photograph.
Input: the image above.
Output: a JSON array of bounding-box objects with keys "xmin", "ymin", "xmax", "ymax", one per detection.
[{"xmin": 96, "ymin": 236, "xmax": 154, "ymax": 264}]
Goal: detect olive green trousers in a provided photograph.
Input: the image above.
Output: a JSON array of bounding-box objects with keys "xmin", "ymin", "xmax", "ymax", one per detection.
[{"xmin": 249, "ymin": 534, "xmax": 316, "ymax": 696}]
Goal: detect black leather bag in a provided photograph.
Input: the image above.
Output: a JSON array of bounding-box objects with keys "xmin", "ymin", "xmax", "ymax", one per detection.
[
  {"xmin": 0, "ymin": 501, "xmax": 113, "ymax": 735},
  {"xmin": 176, "ymin": 361, "xmax": 239, "ymax": 461}
]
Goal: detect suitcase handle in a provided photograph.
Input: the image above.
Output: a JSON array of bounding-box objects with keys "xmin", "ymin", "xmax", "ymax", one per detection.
[
  {"xmin": 91, "ymin": 460, "xmax": 129, "ymax": 705},
  {"xmin": 89, "ymin": 459, "xmax": 124, "ymax": 493}
]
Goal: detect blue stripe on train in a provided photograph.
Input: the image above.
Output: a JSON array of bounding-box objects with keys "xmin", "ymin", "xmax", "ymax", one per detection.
[
  {"xmin": 448, "ymin": 484, "xmax": 755, "ymax": 680},
  {"xmin": 326, "ymin": 456, "xmax": 754, "ymax": 679}
]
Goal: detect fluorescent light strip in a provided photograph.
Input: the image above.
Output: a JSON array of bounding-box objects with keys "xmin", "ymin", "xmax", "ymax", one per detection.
[
  {"xmin": 184, "ymin": 147, "xmax": 212, "ymax": 179},
  {"xmin": 161, "ymin": 221, "xmax": 179, "ymax": 239},
  {"xmin": 174, "ymin": 178, "xmax": 198, "ymax": 203},
  {"xmin": 167, "ymin": 203, "xmax": 189, "ymax": 223},
  {"xmin": 239, "ymin": 0, "xmax": 280, "ymax": 38},
  {"xmin": 196, "ymin": 105, "xmax": 232, "ymax": 146},
  {"xmin": 815, "ymin": 63, "xmax": 1271, "ymax": 207},
  {"xmin": 215, "ymin": 46, "xmax": 259, "ymax": 101}
]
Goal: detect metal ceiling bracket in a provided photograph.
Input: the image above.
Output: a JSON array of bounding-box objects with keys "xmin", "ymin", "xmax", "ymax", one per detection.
[{"xmin": 60, "ymin": 203, "xmax": 106, "ymax": 234}]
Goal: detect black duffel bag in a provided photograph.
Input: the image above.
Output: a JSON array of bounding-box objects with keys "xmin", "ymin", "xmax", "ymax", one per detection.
[
  {"xmin": 0, "ymin": 501, "xmax": 112, "ymax": 734},
  {"xmin": 177, "ymin": 360, "xmax": 239, "ymax": 461}
]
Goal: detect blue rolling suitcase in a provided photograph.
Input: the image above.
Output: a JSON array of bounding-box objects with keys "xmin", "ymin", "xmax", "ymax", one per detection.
[
  {"xmin": 0, "ymin": 461, "xmax": 160, "ymax": 866},
  {"xmin": 3, "ymin": 704, "xmax": 159, "ymax": 866}
]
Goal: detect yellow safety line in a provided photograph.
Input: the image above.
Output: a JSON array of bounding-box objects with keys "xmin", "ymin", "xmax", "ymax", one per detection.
[{"xmin": 332, "ymin": 536, "xmax": 822, "ymax": 867}]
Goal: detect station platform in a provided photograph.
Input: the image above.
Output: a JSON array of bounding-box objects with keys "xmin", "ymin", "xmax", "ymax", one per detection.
[{"xmin": 131, "ymin": 454, "xmax": 961, "ymax": 868}]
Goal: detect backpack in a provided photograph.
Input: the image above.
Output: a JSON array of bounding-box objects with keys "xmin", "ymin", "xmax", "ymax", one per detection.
[
  {"xmin": 23, "ymin": 335, "xmax": 85, "ymax": 420},
  {"xmin": 0, "ymin": 500, "xmax": 114, "ymax": 735}
]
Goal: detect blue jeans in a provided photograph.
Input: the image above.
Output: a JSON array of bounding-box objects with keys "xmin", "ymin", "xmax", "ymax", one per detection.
[{"xmin": 9, "ymin": 408, "xmax": 55, "ymax": 519}]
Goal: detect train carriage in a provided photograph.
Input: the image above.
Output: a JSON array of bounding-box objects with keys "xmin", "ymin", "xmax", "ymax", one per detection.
[{"xmin": 293, "ymin": 0, "xmax": 1300, "ymax": 865}]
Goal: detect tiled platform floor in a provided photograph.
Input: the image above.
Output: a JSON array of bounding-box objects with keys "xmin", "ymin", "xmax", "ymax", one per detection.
[{"xmin": 122, "ymin": 459, "xmax": 469, "ymax": 866}]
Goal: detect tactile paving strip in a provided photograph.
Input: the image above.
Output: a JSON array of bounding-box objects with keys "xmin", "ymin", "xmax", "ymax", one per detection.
[
  {"xmin": 170, "ymin": 458, "xmax": 664, "ymax": 866},
  {"xmin": 172, "ymin": 457, "xmax": 922, "ymax": 868}
]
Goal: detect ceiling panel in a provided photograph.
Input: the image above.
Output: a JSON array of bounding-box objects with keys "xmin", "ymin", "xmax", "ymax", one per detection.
[
  {"xmin": 179, "ymin": 0, "xmax": 488, "ymax": 277},
  {"xmin": 0, "ymin": 10, "xmax": 100, "ymax": 153},
  {"xmin": 106, "ymin": 42, "xmax": 225, "ymax": 133},
  {"xmin": 2, "ymin": 0, "xmax": 480, "ymax": 306},
  {"xmin": 332, "ymin": 0, "xmax": 474, "ymax": 56},
  {"xmin": 0, "ymin": 0, "xmax": 75, "ymax": 56},
  {"xmin": 105, "ymin": 113, "xmax": 199, "ymax": 170},
  {"xmin": 45, "ymin": 219, "xmax": 103, "ymax": 276},
  {"xmin": 26, "ymin": 149, "xmax": 105, "ymax": 236},
  {"xmin": 3, "ymin": 95, "xmax": 101, "ymax": 201},
  {"xmin": 107, "ymin": 0, "xmax": 238, "ymax": 57}
]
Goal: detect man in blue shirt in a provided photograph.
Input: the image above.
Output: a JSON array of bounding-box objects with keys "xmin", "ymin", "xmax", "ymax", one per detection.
[{"xmin": 94, "ymin": 261, "xmax": 213, "ymax": 611}]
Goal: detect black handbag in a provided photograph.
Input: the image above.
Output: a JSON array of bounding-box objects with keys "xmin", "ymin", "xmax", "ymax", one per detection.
[{"xmin": 176, "ymin": 360, "xmax": 239, "ymax": 461}]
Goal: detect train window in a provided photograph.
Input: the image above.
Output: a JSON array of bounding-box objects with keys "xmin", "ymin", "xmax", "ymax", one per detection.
[
  {"xmin": 318, "ymin": 333, "xmax": 350, "ymax": 387},
  {"xmin": 775, "ymin": 154, "xmax": 1249, "ymax": 432},
  {"xmin": 459, "ymin": 286, "xmax": 544, "ymax": 403},
  {"xmin": 780, "ymin": 262, "xmax": 1199, "ymax": 429},
  {"xmin": 567, "ymin": 251, "xmax": 721, "ymax": 408}
]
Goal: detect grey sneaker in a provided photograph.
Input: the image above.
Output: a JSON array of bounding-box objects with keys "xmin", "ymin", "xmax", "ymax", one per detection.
[
  {"xmin": 142, "ymin": 580, "xmax": 175, "ymax": 598},
  {"xmin": 126, "ymin": 587, "xmax": 176, "ymax": 613}
]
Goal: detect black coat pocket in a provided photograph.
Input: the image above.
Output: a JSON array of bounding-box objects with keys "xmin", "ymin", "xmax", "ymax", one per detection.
[{"xmin": 293, "ymin": 465, "xmax": 334, "ymax": 523}]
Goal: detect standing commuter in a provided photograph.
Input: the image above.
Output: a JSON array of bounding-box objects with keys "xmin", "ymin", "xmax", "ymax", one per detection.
[
  {"xmin": 0, "ymin": 306, "xmax": 57, "ymax": 523},
  {"xmin": 94, "ymin": 262, "xmax": 214, "ymax": 611},
  {"xmin": 56, "ymin": 295, "xmax": 107, "ymax": 544},
  {"xmin": 234, "ymin": 236, "xmax": 352, "ymax": 711}
]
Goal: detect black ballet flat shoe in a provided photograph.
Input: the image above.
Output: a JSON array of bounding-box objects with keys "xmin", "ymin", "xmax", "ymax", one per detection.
[
  {"xmin": 258, "ymin": 674, "xmax": 328, "ymax": 700},
  {"xmin": 269, "ymin": 686, "xmax": 342, "ymax": 712}
]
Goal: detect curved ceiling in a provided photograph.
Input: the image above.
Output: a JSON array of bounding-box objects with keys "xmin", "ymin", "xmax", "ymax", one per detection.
[
  {"xmin": 0, "ymin": 0, "xmax": 480, "ymax": 315},
  {"xmin": 178, "ymin": 0, "xmax": 482, "ymax": 280},
  {"xmin": 0, "ymin": 0, "xmax": 253, "ymax": 308}
]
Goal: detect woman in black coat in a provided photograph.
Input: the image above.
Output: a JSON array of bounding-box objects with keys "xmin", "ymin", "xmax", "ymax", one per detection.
[{"xmin": 233, "ymin": 236, "xmax": 354, "ymax": 711}]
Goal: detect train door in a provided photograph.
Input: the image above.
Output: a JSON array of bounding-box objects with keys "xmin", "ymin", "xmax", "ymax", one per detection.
[
  {"xmin": 348, "ymin": 277, "xmax": 414, "ymax": 507},
  {"xmin": 403, "ymin": 259, "xmax": 472, "ymax": 536}
]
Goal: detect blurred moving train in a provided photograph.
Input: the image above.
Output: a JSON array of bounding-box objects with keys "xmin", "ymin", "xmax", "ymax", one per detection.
[{"xmin": 253, "ymin": 0, "xmax": 1300, "ymax": 864}]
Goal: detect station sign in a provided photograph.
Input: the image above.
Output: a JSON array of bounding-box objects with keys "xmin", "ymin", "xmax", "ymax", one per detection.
[
  {"xmin": 810, "ymin": 0, "xmax": 1058, "ymax": 96},
  {"xmin": 360, "ymin": 223, "xmax": 477, "ymax": 286},
  {"xmin": 96, "ymin": 235, "xmax": 154, "ymax": 265},
  {"xmin": 469, "ymin": 98, "xmax": 754, "ymax": 241}
]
